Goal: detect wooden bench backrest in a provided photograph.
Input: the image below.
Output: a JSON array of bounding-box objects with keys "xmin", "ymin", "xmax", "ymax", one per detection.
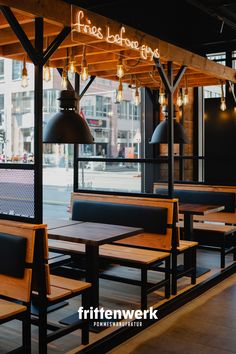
[
  {"xmin": 0, "ymin": 220, "xmax": 45, "ymax": 303},
  {"xmin": 153, "ymin": 183, "xmax": 236, "ymax": 206},
  {"xmin": 72, "ymin": 193, "xmax": 179, "ymax": 251}
]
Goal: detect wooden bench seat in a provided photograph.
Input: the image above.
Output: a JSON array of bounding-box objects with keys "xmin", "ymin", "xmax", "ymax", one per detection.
[
  {"xmin": 192, "ymin": 211, "xmax": 236, "ymax": 225},
  {"xmin": 179, "ymin": 221, "xmax": 236, "ymax": 234},
  {"xmin": 48, "ymin": 239, "xmax": 171, "ymax": 310},
  {"xmin": 50, "ymin": 274, "xmax": 91, "ymax": 293},
  {"xmin": 64, "ymin": 193, "xmax": 198, "ymax": 296},
  {"xmin": 179, "ymin": 221, "xmax": 236, "ymax": 268},
  {"xmin": 0, "ymin": 299, "xmax": 27, "ymax": 321},
  {"xmin": 48, "ymin": 239, "xmax": 169, "ymax": 264}
]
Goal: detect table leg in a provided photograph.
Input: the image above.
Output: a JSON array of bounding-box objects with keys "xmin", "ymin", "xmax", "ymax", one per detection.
[
  {"xmin": 59, "ymin": 244, "xmax": 105, "ymax": 332},
  {"xmin": 85, "ymin": 244, "xmax": 99, "ymax": 309},
  {"xmin": 183, "ymin": 214, "xmax": 193, "ymax": 240},
  {"xmin": 183, "ymin": 214, "xmax": 210, "ymax": 278}
]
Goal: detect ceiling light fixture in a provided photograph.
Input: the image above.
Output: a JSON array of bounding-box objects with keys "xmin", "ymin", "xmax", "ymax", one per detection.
[
  {"xmin": 69, "ymin": 48, "xmax": 76, "ymax": 74},
  {"xmin": 43, "ymin": 61, "xmax": 51, "ymax": 82},
  {"xmin": 116, "ymin": 79, "xmax": 123, "ymax": 102},
  {"xmin": 158, "ymin": 82, "xmax": 166, "ymax": 106},
  {"xmin": 61, "ymin": 67, "xmax": 68, "ymax": 90},
  {"xmin": 176, "ymin": 89, "xmax": 183, "ymax": 107},
  {"xmin": 117, "ymin": 53, "xmax": 124, "ymax": 79},
  {"xmin": 21, "ymin": 57, "xmax": 28, "ymax": 88},
  {"xmin": 150, "ymin": 105, "xmax": 189, "ymax": 144},
  {"xmin": 81, "ymin": 45, "xmax": 89, "ymax": 81},
  {"xmin": 43, "ymin": 90, "xmax": 94, "ymax": 144},
  {"xmin": 220, "ymin": 82, "xmax": 226, "ymax": 111},
  {"xmin": 183, "ymin": 75, "xmax": 189, "ymax": 105}
]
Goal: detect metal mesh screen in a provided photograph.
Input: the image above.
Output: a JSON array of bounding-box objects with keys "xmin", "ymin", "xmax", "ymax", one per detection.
[{"xmin": 0, "ymin": 168, "xmax": 34, "ymax": 219}]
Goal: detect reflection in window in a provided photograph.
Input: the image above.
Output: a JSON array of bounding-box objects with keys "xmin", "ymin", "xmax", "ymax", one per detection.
[
  {"xmin": 96, "ymin": 95, "xmax": 112, "ymax": 117},
  {"xmin": 12, "ymin": 91, "xmax": 33, "ymax": 115},
  {"xmin": 43, "ymin": 90, "xmax": 59, "ymax": 113},
  {"xmin": 0, "ymin": 94, "xmax": 4, "ymax": 125},
  {"xmin": 204, "ymin": 52, "xmax": 226, "ymax": 98},
  {"xmin": 0, "ymin": 60, "xmax": 4, "ymax": 81},
  {"xmin": 12, "ymin": 60, "xmax": 22, "ymax": 81}
]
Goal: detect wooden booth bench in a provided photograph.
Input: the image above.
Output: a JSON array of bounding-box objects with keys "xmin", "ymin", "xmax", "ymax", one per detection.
[
  {"xmin": 154, "ymin": 185, "xmax": 236, "ymax": 268},
  {"xmin": 0, "ymin": 219, "xmax": 91, "ymax": 354},
  {"xmin": 49, "ymin": 193, "xmax": 198, "ymax": 301}
]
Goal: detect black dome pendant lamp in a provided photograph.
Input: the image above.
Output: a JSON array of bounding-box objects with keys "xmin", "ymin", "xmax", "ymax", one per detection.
[
  {"xmin": 43, "ymin": 90, "xmax": 94, "ymax": 144},
  {"xmin": 150, "ymin": 105, "xmax": 188, "ymax": 144}
]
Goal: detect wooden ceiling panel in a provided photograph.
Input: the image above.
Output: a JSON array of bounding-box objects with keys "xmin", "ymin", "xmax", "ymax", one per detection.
[{"xmin": 0, "ymin": 1, "xmax": 235, "ymax": 89}]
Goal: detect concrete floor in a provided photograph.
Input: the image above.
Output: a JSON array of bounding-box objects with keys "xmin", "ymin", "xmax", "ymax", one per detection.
[{"xmin": 109, "ymin": 274, "xmax": 236, "ymax": 354}]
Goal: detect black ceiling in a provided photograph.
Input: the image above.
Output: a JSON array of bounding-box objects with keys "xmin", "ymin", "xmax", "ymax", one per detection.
[{"xmin": 65, "ymin": 0, "xmax": 236, "ymax": 55}]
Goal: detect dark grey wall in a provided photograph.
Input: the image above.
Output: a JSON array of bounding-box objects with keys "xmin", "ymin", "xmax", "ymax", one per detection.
[{"xmin": 205, "ymin": 98, "xmax": 236, "ymax": 185}]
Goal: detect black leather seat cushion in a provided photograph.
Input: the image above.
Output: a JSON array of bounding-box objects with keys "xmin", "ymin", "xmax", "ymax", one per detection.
[
  {"xmin": 0, "ymin": 233, "xmax": 27, "ymax": 278},
  {"xmin": 155, "ymin": 189, "xmax": 235, "ymax": 212},
  {"xmin": 72, "ymin": 200, "xmax": 168, "ymax": 234}
]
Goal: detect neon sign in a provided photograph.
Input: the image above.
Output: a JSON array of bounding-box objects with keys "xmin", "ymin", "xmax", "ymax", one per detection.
[{"xmin": 72, "ymin": 10, "xmax": 160, "ymax": 61}]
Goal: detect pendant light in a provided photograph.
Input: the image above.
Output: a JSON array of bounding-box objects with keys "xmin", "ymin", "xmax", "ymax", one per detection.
[
  {"xmin": 220, "ymin": 82, "xmax": 226, "ymax": 111},
  {"xmin": 43, "ymin": 61, "xmax": 51, "ymax": 82},
  {"xmin": 43, "ymin": 90, "xmax": 94, "ymax": 144},
  {"xmin": 69, "ymin": 48, "xmax": 76, "ymax": 74},
  {"xmin": 81, "ymin": 45, "xmax": 89, "ymax": 81},
  {"xmin": 176, "ymin": 89, "xmax": 183, "ymax": 107},
  {"xmin": 183, "ymin": 75, "xmax": 189, "ymax": 105},
  {"xmin": 150, "ymin": 105, "xmax": 188, "ymax": 144},
  {"xmin": 21, "ymin": 57, "xmax": 28, "ymax": 88},
  {"xmin": 117, "ymin": 53, "xmax": 124, "ymax": 79},
  {"xmin": 158, "ymin": 82, "xmax": 166, "ymax": 105},
  {"xmin": 116, "ymin": 79, "xmax": 123, "ymax": 102}
]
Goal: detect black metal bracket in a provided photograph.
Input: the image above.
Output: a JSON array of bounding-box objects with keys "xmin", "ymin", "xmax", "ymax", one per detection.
[
  {"xmin": 79, "ymin": 76, "xmax": 96, "ymax": 100},
  {"xmin": 43, "ymin": 27, "xmax": 71, "ymax": 65},
  {"xmin": 0, "ymin": 6, "xmax": 38, "ymax": 64}
]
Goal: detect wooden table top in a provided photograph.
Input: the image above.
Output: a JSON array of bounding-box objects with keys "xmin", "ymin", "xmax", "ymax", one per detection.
[
  {"xmin": 179, "ymin": 203, "xmax": 225, "ymax": 216},
  {"xmin": 193, "ymin": 211, "xmax": 236, "ymax": 224},
  {"xmin": 47, "ymin": 222, "xmax": 143, "ymax": 246},
  {"xmin": 44, "ymin": 218, "xmax": 83, "ymax": 230}
]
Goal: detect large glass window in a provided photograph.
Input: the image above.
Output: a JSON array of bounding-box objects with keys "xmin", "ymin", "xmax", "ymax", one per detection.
[
  {"xmin": 78, "ymin": 77, "xmax": 142, "ymax": 193},
  {"xmin": 96, "ymin": 95, "xmax": 112, "ymax": 117},
  {"xmin": 43, "ymin": 89, "xmax": 59, "ymax": 113},
  {"xmin": 0, "ymin": 60, "xmax": 4, "ymax": 81},
  {"xmin": 0, "ymin": 94, "xmax": 4, "ymax": 125},
  {"xmin": 204, "ymin": 52, "xmax": 226, "ymax": 98},
  {"xmin": 12, "ymin": 60, "xmax": 22, "ymax": 80}
]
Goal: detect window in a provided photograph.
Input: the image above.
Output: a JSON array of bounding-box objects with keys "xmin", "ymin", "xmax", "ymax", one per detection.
[
  {"xmin": 96, "ymin": 95, "xmax": 112, "ymax": 117},
  {"xmin": 81, "ymin": 96, "xmax": 95, "ymax": 117},
  {"xmin": 0, "ymin": 94, "xmax": 4, "ymax": 125},
  {"xmin": 204, "ymin": 52, "xmax": 226, "ymax": 98},
  {"xmin": 12, "ymin": 60, "xmax": 22, "ymax": 80},
  {"xmin": 12, "ymin": 91, "xmax": 33, "ymax": 115},
  {"xmin": 0, "ymin": 60, "xmax": 4, "ymax": 81},
  {"xmin": 117, "ymin": 100, "xmax": 129, "ymax": 118},
  {"xmin": 43, "ymin": 90, "xmax": 59, "ymax": 113}
]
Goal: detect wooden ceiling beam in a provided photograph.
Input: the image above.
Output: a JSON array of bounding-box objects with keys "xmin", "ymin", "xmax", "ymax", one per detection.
[
  {"xmin": 0, "ymin": 12, "xmax": 33, "ymax": 29},
  {"xmin": 0, "ymin": 21, "xmax": 62, "ymax": 45},
  {"xmin": 0, "ymin": 0, "xmax": 71, "ymax": 26}
]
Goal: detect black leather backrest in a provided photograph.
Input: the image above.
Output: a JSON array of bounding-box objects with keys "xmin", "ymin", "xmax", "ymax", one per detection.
[
  {"xmin": 155, "ymin": 189, "xmax": 235, "ymax": 212},
  {"xmin": 72, "ymin": 200, "xmax": 168, "ymax": 234},
  {"xmin": 0, "ymin": 233, "xmax": 27, "ymax": 278}
]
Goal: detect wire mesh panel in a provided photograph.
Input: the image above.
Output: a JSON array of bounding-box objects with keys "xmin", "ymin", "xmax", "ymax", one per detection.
[{"xmin": 0, "ymin": 168, "xmax": 34, "ymax": 219}]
